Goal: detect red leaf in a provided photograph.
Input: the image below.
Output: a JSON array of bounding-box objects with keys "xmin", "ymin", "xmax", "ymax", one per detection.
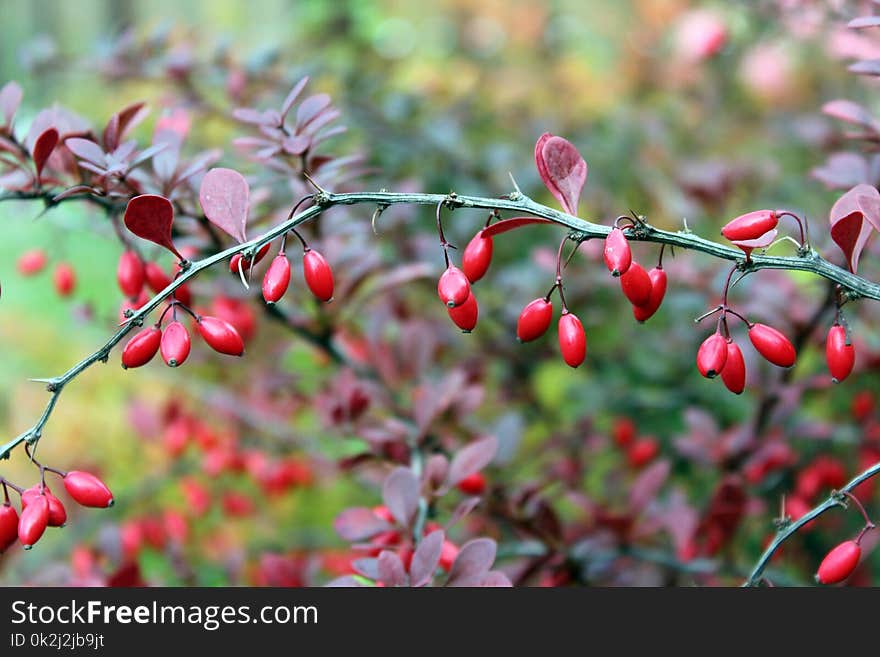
[
  {"xmin": 123, "ymin": 194, "xmax": 182, "ymax": 259},
  {"xmin": 534, "ymin": 133, "xmax": 587, "ymax": 215},
  {"xmin": 447, "ymin": 435, "xmax": 497, "ymax": 487},
  {"xmin": 106, "ymin": 101, "xmax": 149, "ymax": 151},
  {"xmin": 199, "ymin": 167, "xmax": 250, "ymax": 243},
  {"xmin": 32, "ymin": 128, "xmax": 58, "ymax": 183},
  {"xmin": 0, "ymin": 81, "xmax": 22, "ymax": 127},
  {"xmin": 830, "ymin": 183, "xmax": 880, "ymax": 272},
  {"xmin": 481, "ymin": 217, "xmax": 555, "ymax": 237}
]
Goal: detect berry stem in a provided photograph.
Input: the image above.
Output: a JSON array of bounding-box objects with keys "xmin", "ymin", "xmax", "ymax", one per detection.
[
  {"xmin": 840, "ymin": 490, "xmax": 875, "ymax": 531},
  {"xmin": 775, "ymin": 210, "xmax": 808, "ymax": 250}
]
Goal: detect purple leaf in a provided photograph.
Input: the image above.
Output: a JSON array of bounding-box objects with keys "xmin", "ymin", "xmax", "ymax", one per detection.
[
  {"xmin": 0, "ymin": 81, "xmax": 22, "ymax": 126},
  {"xmin": 534, "ymin": 133, "xmax": 587, "ymax": 215},
  {"xmin": 812, "ymin": 152, "xmax": 869, "ymax": 190},
  {"xmin": 377, "ymin": 550, "xmax": 409, "ymax": 587},
  {"xmin": 32, "ymin": 128, "xmax": 58, "ymax": 183},
  {"xmin": 104, "ymin": 101, "xmax": 149, "ymax": 151},
  {"xmin": 296, "ymin": 93, "xmax": 332, "ymax": 128},
  {"xmin": 830, "ymin": 183, "xmax": 880, "ymax": 272},
  {"xmin": 65, "ymin": 138, "xmax": 106, "ymax": 167},
  {"xmin": 282, "ymin": 134, "xmax": 311, "ymax": 155},
  {"xmin": 382, "ymin": 467, "xmax": 420, "ymax": 527},
  {"xmin": 350, "ymin": 558, "xmax": 380, "ymax": 580},
  {"xmin": 849, "ymin": 59, "xmax": 880, "ymax": 76},
  {"xmin": 280, "ymin": 76, "xmax": 310, "ymax": 122},
  {"xmin": 174, "ymin": 148, "xmax": 222, "ymax": 186},
  {"xmin": 123, "ymin": 194, "xmax": 182, "ymax": 259},
  {"xmin": 480, "ymin": 571, "xmax": 513, "ymax": 587},
  {"xmin": 446, "ymin": 538, "xmax": 497, "ymax": 586},
  {"xmin": 410, "ymin": 530, "xmax": 444, "ymax": 587},
  {"xmin": 447, "ymin": 435, "xmax": 498, "ymax": 487},
  {"xmin": 822, "ymin": 100, "xmax": 879, "ymax": 131},
  {"xmin": 199, "ymin": 167, "xmax": 250, "ymax": 243},
  {"xmin": 333, "ymin": 507, "xmax": 390, "ymax": 542},
  {"xmin": 232, "ymin": 107, "xmax": 276, "ymax": 125},
  {"xmin": 423, "ymin": 453, "xmax": 449, "ymax": 491},
  {"xmin": 128, "ymin": 142, "xmax": 168, "ymax": 171},
  {"xmin": 849, "ymin": 15, "xmax": 880, "ymax": 29},
  {"xmin": 445, "ymin": 497, "xmax": 481, "ymax": 531},
  {"xmin": 628, "ymin": 459, "xmax": 671, "ymax": 513}
]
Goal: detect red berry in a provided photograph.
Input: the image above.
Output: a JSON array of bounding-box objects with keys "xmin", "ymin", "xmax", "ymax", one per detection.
[
  {"xmin": 53, "ymin": 262, "xmax": 76, "ymax": 297},
  {"xmin": 628, "ymin": 438, "xmax": 659, "ymax": 468},
  {"xmin": 372, "ymin": 505, "xmax": 396, "ymax": 524},
  {"xmin": 826, "ymin": 324, "xmax": 855, "ymax": 383},
  {"xmin": 462, "ymin": 230, "xmax": 493, "ymax": 283},
  {"xmin": 603, "ymin": 227, "xmax": 632, "ymax": 276},
  {"xmin": 516, "ymin": 298, "xmax": 553, "ymax": 342},
  {"xmin": 457, "ymin": 472, "xmax": 486, "ymax": 495},
  {"xmin": 22, "ymin": 486, "xmax": 66, "ymax": 527},
  {"xmin": 303, "ymin": 249, "xmax": 334, "ymax": 302},
  {"xmin": 197, "ymin": 316, "xmax": 245, "ymax": 356},
  {"xmin": 262, "ymin": 254, "xmax": 291, "ymax": 304},
  {"xmin": 439, "ymin": 540, "xmax": 459, "ymax": 571},
  {"xmin": 63, "ymin": 470, "xmax": 114, "ymax": 508},
  {"xmin": 121, "ymin": 326, "xmax": 162, "ymax": 369},
  {"xmin": 816, "ymin": 540, "xmax": 861, "ymax": 584},
  {"xmin": 117, "ymin": 251, "xmax": 145, "ymax": 298},
  {"xmin": 211, "ymin": 296, "xmax": 256, "ymax": 343},
  {"xmin": 447, "ymin": 292, "xmax": 478, "ymax": 332},
  {"xmin": 697, "ymin": 333, "xmax": 728, "ymax": 379},
  {"xmin": 18, "ymin": 494, "xmax": 49, "ymax": 548},
  {"xmin": 17, "ymin": 249, "xmax": 47, "ymax": 276},
  {"xmin": 720, "ymin": 340, "xmax": 746, "ymax": 394},
  {"xmin": 229, "ymin": 243, "xmax": 271, "ymax": 274},
  {"xmin": 0, "ymin": 504, "xmax": 19, "ymax": 552},
  {"xmin": 144, "ymin": 261, "xmax": 172, "ymax": 293},
  {"xmin": 160, "ymin": 320, "xmax": 191, "ymax": 367},
  {"xmin": 749, "ymin": 323, "xmax": 796, "ymax": 368},
  {"xmin": 632, "ymin": 266, "xmax": 667, "ymax": 322},
  {"xmin": 437, "ymin": 265, "xmax": 470, "ymax": 308},
  {"xmin": 613, "ymin": 418, "xmax": 636, "ymax": 448},
  {"xmin": 558, "ymin": 311, "xmax": 586, "ymax": 368},
  {"xmin": 619, "ymin": 261, "xmax": 652, "ymax": 307},
  {"xmin": 721, "ymin": 210, "xmax": 778, "ymax": 242}
]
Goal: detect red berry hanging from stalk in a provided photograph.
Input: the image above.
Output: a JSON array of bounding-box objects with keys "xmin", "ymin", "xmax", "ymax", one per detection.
[
  {"xmin": 748, "ymin": 323, "xmax": 796, "ymax": 368},
  {"xmin": 826, "ymin": 323, "xmax": 855, "ymax": 383},
  {"xmin": 437, "ymin": 266, "xmax": 470, "ymax": 308},
  {"xmin": 197, "ymin": 315, "xmax": 245, "ymax": 356},
  {"xmin": 721, "ymin": 210, "xmax": 778, "ymax": 242},
  {"xmin": 632, "ymin": 264, "xmax": 667, "ymax": 322},
  {"xmin": 160, "ymin": 320, "xmax": 191, "ymax": 367},
  {"xmin": 603, "ymin": 226, "xmax": 632, "ymax": 277},
  {"xmin": 720, "ymin": 340, "xmax": 746, "ymax": 395},
  {"xmin": 517, "ymin": 298, "xmax": 553, "ymax": 342},
  {"xmin": 117, "ymin": 250, "xmax": 145, "ymax": 298},
  {"xmin": 121, "ymin": 326, "xmax": 162, "ymax": 369},
  {"xmin": 17, "ymin": 249, "xmax": 47, "ymax": 276},
  {"xmin": 18, "ymin": 494, "xmax": 49, "ymax": 549},
  {"xmin": 816, "ymin": 540, "xmax": 861, "ymax": 585},
  {"xmin": 53, "ymin": 262, "xmax": 76, "ymax": 297},
  {"xmin": 0, "ymin": 503, "xmax": 18, "ymax": 552},
  {"xmin": 558, "ymin": 311, "xmax": 586, "ymax": 368},
  {"xmin": 63, "ymin": 471, "xmax": 114, "ymax": 508},
  {"xmin": 620, "ymin": 261, "xmax": 653, "ymax": 307},
  {"xmin": 229, "ymin": 242, "xmax": 271, "ymax": 275},
  {"xmin": 262, "ymin": 253, "xmax": 291, "ymax": 304},
  {"xmin": 448, "ymin": 292, "xmax": 478, "ymax": 332},
  {"xmin": 462, "ymin": 227, "xmax": 494, "ymax": 284},
  {"xmin": 697, "ymin": 332, "xmax": 728, "ymax": 379},
  {"xmin": 22, "ymin": 486, "xmax": 66, "ymax": 527}
]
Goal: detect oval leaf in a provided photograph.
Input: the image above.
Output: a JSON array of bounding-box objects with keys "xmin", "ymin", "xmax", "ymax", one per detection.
[
  {"xmin": 199, "ymin": 167, "xmax": 250, "ymax": 243},
  {"xmin": 481, "ymin": 217, "xmax": 555, "ymax": 237},
  {"xmin": 535, "ymin": 133, "xmax": 587, "ymax": 215},
  {"xmin": 830, "ymin": 183, "xmax": 880, "ymax": 272},
  {"xmin": 32, "ymin": 128, "xmax": 58, "ymax": 182},
  {"xmin": 447, "ymin": 435, "xmax": 498, "ymax": 487},
  {"xmin": 333, "ymin": 507, "xmax": 390, "ymax": 542},
  {"xmin": 0, "ymin": 80, "xmax": 22, "ymax": 126},
  {"xmin": 377, "ymin": 550, "xmax": 409, "ymax": 587},
  {"xmin": 822, "ymin": 100, "xmax": 879, "ymax": 132},
  {"xmin": 410, "ymin": 530, "xmax": 444, "ymax": 587},
  {"xmin": 65, "ymin": 137, "xmax": 106, "ymax": 167},
  {"xmin": 281, "ymin": 76, "xmax": 310, "ymax": 121},
  {"xmin": 447, "ymin": 538, "xmax": 496, "ymax": 586},
  {"xmin": 382, "ymin": 467, "xmax": 420, "ymax": 527},
  {"xmin": 123, "ymin": 194, "xmax": 182, "ymax": 259}
]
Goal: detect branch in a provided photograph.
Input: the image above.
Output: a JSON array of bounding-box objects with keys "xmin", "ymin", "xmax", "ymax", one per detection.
[
  {"xmin": 743, "ymin": 459, "xmax": 880, "ymax": 586},
  {"xmin": 3, "ymin": 188, "xmax": 880, "ymax": 465}
]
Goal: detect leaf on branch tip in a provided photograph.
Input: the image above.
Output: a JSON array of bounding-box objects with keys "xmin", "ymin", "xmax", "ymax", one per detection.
[
  {"xmin": 830, "ymin": 183, "xmax": 880, "ymax": 272},
  {"xmin": 199, "ymin": 167, "xmax": 250, "ymax": 243},
  {"xmin": 123, "ymin": 194, "xmax": 182, "ymax": 259},
  {"xmin": 32, "ymin": 128, "xmax": 58, "ymax": 183},
  {"xmin": 534, "ymin": 133, "xmax": 587, "ymax": 215}
]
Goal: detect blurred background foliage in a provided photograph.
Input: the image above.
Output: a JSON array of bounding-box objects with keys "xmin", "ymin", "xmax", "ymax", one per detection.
[{"xmin": 1, "ymin": 0, "xmax": 880, "ymax": 586}]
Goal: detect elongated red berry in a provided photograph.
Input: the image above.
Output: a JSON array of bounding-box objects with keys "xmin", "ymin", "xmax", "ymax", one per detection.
[
  {"xmin": 303, "ymin": 249, "xmax": 334, "ymax": 302},
  {"xmin": 0, "ymin": 504, "xmax": 19, "ymax": 552},
  {"xmin": 721, "ymin": 210, "xmax": 778, "ymax": 242},
  {"xmin": 462, "ymin": 231, "xmax": 493, "ymax": 283},
  {"xmin": 749, "ymin": 323, "xmax": 796, "ymax": 368},
  {"xmin": 63, "ymin": 471, "xmax": 114, "ymax": 508},
  {"xmin": 262, "ymin": 254, "xmax": 291, "ymax": 304},
  {"xmin": 620, "ymin": 261, "xmax": 652, "ymax": 307},
  {"xmin": 517, "ymin": 298, "xmax": 553, "ymax": 342},
  {"xmin": 826, "ymin": 324, "xmax": 855, "ymax": 383},
  {"xmin": 229, "ymin": 243, "xmax": 271, "ymax": 274},
  {"xmin": 144, "ymin": 261, "xmax": 172, "ymax": 293},
  {"xmin": 437, "ymin": 265, "xmax": 470, "ymax": 308},
  {"xmin": 197, "ymin": 316, "xmax": 244, "ymax": 356},
  {"xmin": 121, "ymin": 326, "xmax": 162, "ymax": 369},
  {"xmin": 161, "ymin": 320, "xmax": 191, "ymax": 367},
  {"xmin": 720, "ymin": 340, "xmax": 746, "ymax": 394},
  {"xmin": 22, "ymin": 486, "xmax": 66, "ymax": 527},
  {"xmin": 457, "ymin": 472, "xmax": 486, "ymax": 495},
  {"xmin": 603, "ymin": 227, "xmax": 632, "ymax": 277},
  {"xmin": 632, "ymin": 266, "xmax": 667, "ymax": 322},
  {"xmin": 558, "ymin": 312, "xmax": 586, "ymax": 368},
  {"xmin": 628, "ymin": 438, "xmax": 659, "ymax": 468},
  {"xmin": 448, "ymin": 292, "xmax": 478, "ymax": 332},
  {"xmin": 697, "ymin": 333, "xmax": 728, "ymax": 378},
  {"xmin": 18, "ymin": 495, "xmax": 49, "ymax": 548},
  {"xmin": 816, "ymin": 540, "xmax": 861, "ymax": 584},
  {"xmin": 117, "ymin": 251, "xmax": 145, "ymax": 298},
  {"xmin": 17, "ymin": 249, "xmax": 47, "ymax": 276},
  {"xmin": 53, "ymin": 263, "xmax": 76, "ymax": 297}
]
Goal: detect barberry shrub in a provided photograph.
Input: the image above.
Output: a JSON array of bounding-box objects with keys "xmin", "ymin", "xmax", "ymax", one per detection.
[{"xmin": 2, "ymin": 3, "xmax": 880, "ymax": 588}]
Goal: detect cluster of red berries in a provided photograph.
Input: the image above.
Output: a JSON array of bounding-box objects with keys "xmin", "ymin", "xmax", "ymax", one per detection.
[
  {"xmin": 612, "ymin": 418, "xmax": 660, "ymax": 469},
  {"xmin": 603, "ymin": 224, "xmax": 667, "ymax": 322},
  {"xmin": 260, "ymin": 241, "xmax": 335, "ymax": 305},
  {"xmin": 16, "ymin": 249, "xmax": 76, "ymax": 298},
  {"xmin": 1, "ymin": 469, "xmax": 113, "ymax": 552}
]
